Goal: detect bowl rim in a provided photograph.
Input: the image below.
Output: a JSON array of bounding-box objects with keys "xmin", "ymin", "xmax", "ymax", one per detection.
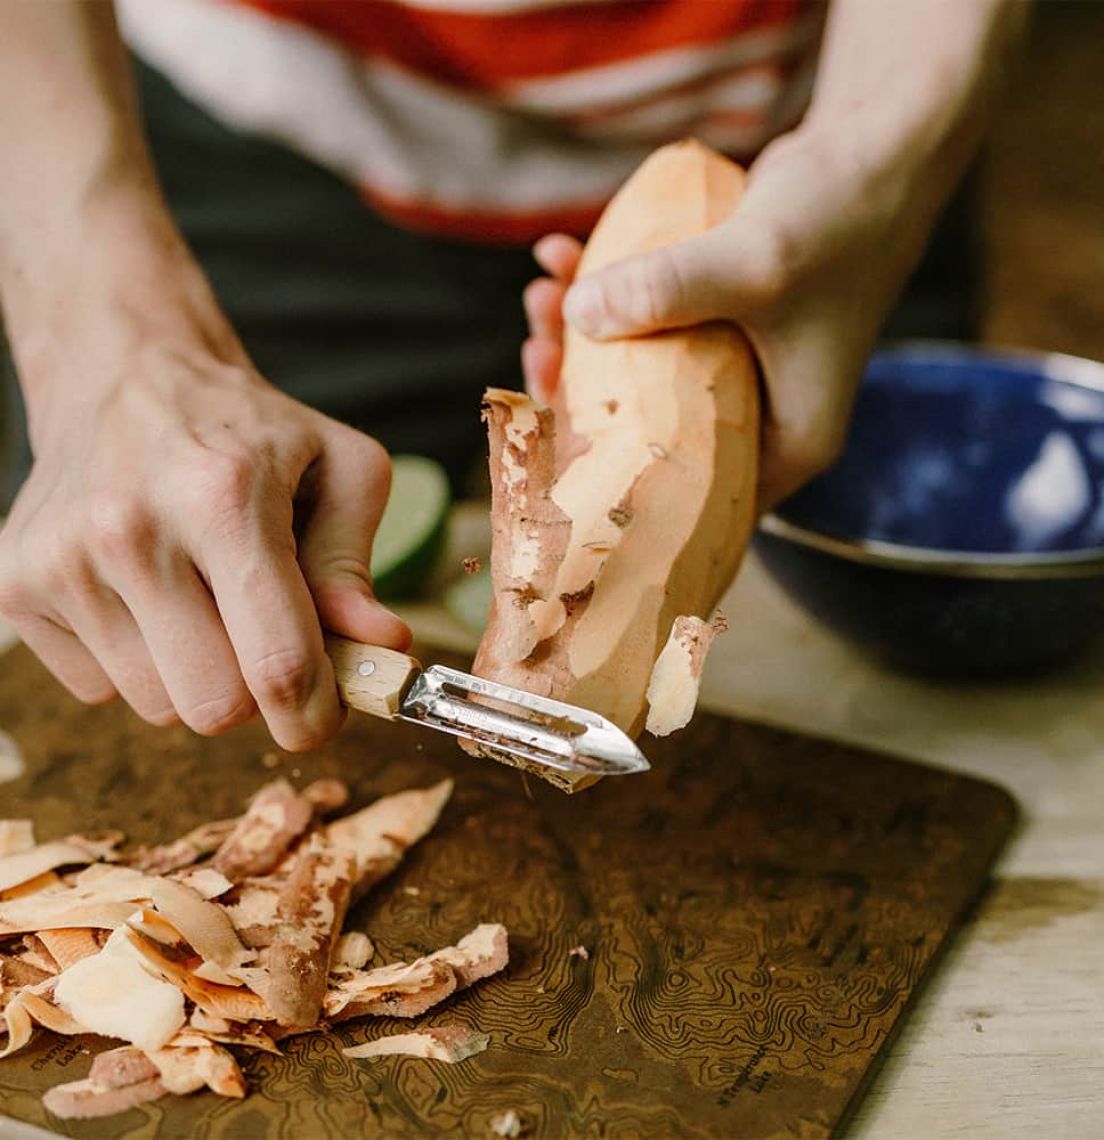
[{"xmin": 759, "ymin": 341, "xmax": 1104, "ymax": 581}]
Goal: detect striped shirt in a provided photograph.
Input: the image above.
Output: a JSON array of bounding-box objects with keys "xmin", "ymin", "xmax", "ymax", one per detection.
[{"xmin": 119, "ymin": 0, "xmax": 824, "ymax": 244}]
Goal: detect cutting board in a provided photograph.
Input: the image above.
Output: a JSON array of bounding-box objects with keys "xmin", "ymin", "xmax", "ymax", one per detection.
[{"xmin": 0, "ymin": 643, "xmax": 1016, "ymax": 1140}]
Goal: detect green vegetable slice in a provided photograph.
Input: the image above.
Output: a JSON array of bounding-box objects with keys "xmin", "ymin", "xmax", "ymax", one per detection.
[{"xmin": 370, "ymin": 455, "xmax": 451, "ymax": 601}]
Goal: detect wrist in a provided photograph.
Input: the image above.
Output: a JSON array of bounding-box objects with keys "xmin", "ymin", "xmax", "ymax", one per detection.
[
  {"xmin": 799, "ymin": 78, "xmax": 979, "ymax": 213},
  {"xmin": 801, "ymin": 1, "xmax": 1024, "ymax": 210},
  {"xmin": 2, "ymin": 168, "xmax": 183, "ymax": 325},
  {"xmin": 780, "ymin": 82, "xmax": 982, "ymax": 260},
  {"xmin": 2, "ymin": 190, "xmax": 245, "ymax": 447}
]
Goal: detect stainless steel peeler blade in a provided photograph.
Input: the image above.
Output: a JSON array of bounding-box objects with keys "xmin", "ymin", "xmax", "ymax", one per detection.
[{"xmin": 325, "ymin": 637, "xmax": 650, "ymax": 777}]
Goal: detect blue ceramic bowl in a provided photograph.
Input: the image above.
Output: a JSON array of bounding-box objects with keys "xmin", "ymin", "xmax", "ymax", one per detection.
[{"xmin": 754, "ymin": 343, "xmax": 1104, "ymax": 677}]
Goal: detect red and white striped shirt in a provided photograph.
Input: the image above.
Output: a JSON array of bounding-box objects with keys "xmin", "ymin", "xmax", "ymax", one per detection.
[{"xmin": 119, "ymin": 0, "xmax": 824, "ymax": 243}]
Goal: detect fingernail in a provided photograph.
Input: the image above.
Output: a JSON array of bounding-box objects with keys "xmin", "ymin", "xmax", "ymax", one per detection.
[{"xmin": 563, "ymin": 280, "xmax": 607, "ymax": 338}]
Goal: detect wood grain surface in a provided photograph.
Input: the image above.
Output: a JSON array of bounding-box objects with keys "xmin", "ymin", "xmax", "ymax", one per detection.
[{"xmin": 0, "ymin": 644, "xmax": 1015, "ymax": 1139}]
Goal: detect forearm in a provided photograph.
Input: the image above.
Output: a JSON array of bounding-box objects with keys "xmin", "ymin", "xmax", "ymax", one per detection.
[
  {"xmin": 805, "ymin": 0, "xmax": 1026, "ymax": 198},
  {"xmin": 0, "ymin": 1, "xmax": 234, "ymax": 435}
]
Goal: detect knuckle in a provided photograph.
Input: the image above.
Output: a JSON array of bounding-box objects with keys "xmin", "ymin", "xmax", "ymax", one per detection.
[
  {"xmin": 114, "ymin": 668, "xmax": 182, "ymax": 728},
  {"xmin": 346, "ymin": 430, "xmax": 390, "ymax": 475},
  {"xmin": 244, "ymin": 647, "xmax": 317, "ymax": 709},
  {"xmin": 183, "ymin": 687, "xmax": 256, "ymax": 735},
  {"xmin": 602, "ymin": 252, "xmax": 677, "ymax": 329},
  {"xmin": 742, "ymin": 224, "xmax": 800, "ymax": 304},
  {"xmin": 640, "ymin": 247, "xmax": 686, "ymax": 323},
  {"xmin": 193, "ymin": 450, "xmax": 255, "ymax": 519},
  {"xmin": 0, "ymin": 528, "xmax": 30, "ymax": 606},
  {"xmin": 210, "ymin": 362, "xmax": 255, "ymax": 389},
  {"xmin": 0, "ymin": 566, "xmax": 28, "ymax": 619},
  {"xmin": 334, "ymin": 429, "xmax": 392, "ymax": 494},
  {"xmin": 85, "ymin": 492, "xmax": 155, "ymax": 565},
  {"xmin": 46, "ymin": 544, "xmax": 97, "ymax": 599},
  {"xmin": 0, "ymin": 523, "xmax": 98, "ymax": 611}
]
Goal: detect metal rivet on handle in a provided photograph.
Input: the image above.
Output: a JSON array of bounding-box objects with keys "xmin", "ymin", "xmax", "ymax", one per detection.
[{"xmin": 357, "ymin": 660, "xmax": 377, "ymax": 678}]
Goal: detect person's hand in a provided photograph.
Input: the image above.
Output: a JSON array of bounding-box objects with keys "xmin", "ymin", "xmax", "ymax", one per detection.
[
  {"xmin": 0, "ymin": 263, "xmax": 410, "ymax": 751},
  {"xmin": 522, "ymin": 124, "xmax": 953, "ymax": 510}
]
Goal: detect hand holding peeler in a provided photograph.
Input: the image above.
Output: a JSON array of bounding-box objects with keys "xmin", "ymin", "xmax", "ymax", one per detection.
[{"xmin": 324, "ymin": 636, "xmax": 649, "ymax": 778}]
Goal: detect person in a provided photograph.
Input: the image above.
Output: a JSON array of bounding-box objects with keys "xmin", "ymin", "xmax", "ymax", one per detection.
[{"xmin": 0, "ymin": 0, "xmax": 1022, "ymax": 752}]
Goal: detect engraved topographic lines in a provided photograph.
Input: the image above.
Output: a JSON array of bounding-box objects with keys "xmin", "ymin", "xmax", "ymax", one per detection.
[
  {"xmin": 599, "ymin": 857, "xmax": 916, "ymax": 1094},
  {"xmin": 604, "ymin": 879, "xmax": 782, "ymax": 1089},
  {"xmin": 548, "ymin": 1086, "xmax": 717, "ymax": 1140},
  {"xmin": 284, "ymin": 785, "xmax": 608, "ymax": 1137},
  {"xmin": 358, "ymin": 790, "xmax": 597, "ymax": 1059},
  {"xmin": 213, "ymin": 1034, "xmax": 385, "ymax": 1140}
]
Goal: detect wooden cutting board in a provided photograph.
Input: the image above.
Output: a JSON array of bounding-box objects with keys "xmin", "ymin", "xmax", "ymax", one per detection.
[{"xmin": 0, "ymin": 643, "xmax": 1015, "ymax": 1140}]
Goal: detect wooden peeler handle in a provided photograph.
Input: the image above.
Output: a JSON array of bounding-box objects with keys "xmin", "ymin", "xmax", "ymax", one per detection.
[{"xmin": 324, "ymin": 635, "xmax": 423, "ymax": 720}]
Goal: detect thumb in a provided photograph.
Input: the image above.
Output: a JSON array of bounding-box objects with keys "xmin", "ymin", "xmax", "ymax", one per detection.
[
  {"xmin": 561, "ymin": 219, "xmax": 757, "ymax": 340},
  {"xmin": 297, "ymin": 430, "xmax": 413, "ymax": 652}
]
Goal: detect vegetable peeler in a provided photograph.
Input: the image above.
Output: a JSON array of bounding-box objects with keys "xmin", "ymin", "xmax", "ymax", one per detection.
[{"xmin": 325, "ymin": 636, "xmax": 649, "ymax": 777}]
